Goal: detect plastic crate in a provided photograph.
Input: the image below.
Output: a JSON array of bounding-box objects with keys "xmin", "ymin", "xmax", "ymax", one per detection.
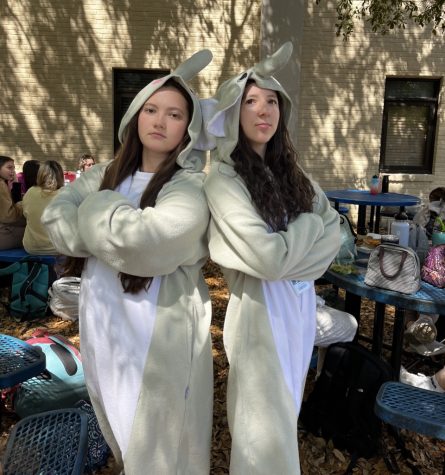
[{"xmin": 2, "ymin": 409, "xmax": 88, "ymax": 475}]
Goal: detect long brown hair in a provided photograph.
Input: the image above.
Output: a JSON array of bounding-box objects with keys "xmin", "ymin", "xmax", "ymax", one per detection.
[
  {"xmin": 231, "ymin": 82, "xmax": 315, "ymax": 232},
  {"xmin": 64, "ymin": 79, "xmax": 193, "ymax": 293}
]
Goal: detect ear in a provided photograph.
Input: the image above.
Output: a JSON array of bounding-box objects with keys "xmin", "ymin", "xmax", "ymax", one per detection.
[
  {"xmin": 173, "ymin": 49, "xmax": 213, "ymax": 81},
  {"xmin": 254, "ymin": 42, "xmax": 293, "ymax": 79},
  {"xmin": 195, "ymin": 98, "xmax": 218, "ymax": 151}
]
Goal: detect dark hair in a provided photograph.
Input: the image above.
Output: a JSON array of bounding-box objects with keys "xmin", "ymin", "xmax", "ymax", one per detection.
[
  {"xmin": 22, "ymin": 160, "xmax": 41, "ymax": 190},
  {"xmin": 0, "ymin": 155, "xmax": 14, "ymax": 168},
  {"xmin": 64, "ymin": 79, "xmax": 193, "ymax": 293},
  {"xmin": 429, "ymin": 187, "xmax": 445, "ymax": 202},
  {"xmin": 231, "ymin": 81, "xmax": 315, "ymax": 231}
]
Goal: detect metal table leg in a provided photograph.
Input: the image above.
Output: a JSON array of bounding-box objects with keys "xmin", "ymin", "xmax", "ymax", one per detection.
[{"xmin": 391, "ymin": 308, "xmax": 406, "ymax": 378}]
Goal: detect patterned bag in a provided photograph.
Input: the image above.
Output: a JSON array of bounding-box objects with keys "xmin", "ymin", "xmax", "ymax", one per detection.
[
  {"xmin": 364, "ymin": 243, "xmax": 421, "ymax": 294},
  {"xmin": 75, "ymin": 400, "xmax": 110, "ymax": 471},
  {"xmin": 421, "ymin": 244, "xmax": 445, "ymax": 288}
]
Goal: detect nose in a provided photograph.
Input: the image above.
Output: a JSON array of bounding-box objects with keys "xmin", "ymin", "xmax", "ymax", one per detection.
[
  {"xmin": 154, "ymin": 113, "xmax": 166, "ymax": 129},
  {"xmin": 257, "ymin": 100, "xmax": 270, "ymax": 116}
]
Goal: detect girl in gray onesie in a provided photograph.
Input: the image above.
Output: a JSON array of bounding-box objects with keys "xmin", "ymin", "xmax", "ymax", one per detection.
[
  {"xmin": 203, "ymin": 43, "xmax": 341, "ymax": 474},
  {"xmin": 42, "ymin": 50, "xmax": 214, "ymax": 475}
]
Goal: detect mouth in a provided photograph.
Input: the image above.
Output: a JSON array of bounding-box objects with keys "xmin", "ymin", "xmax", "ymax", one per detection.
[
  {"xmin": 149, "ymin": 132, "xmax": 166, "ymax": 139},
  {"xmin": 256, "ymin": 123, "xmax": 271, "ymax": 130}
]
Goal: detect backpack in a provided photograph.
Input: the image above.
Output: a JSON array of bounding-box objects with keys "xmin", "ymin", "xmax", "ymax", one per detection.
[
  {"xmin": 299, "ymin": 342, "xmax": 394, "ymax": 465},
  {"xmin": 335, "ymin": 213, "xmax": 357, "ymax": 265},
  {"xmin": 0, "ymin": 258, "xmax": 57, "ymax": 320},
  {"xmin": 421, "ymin": 244, "xmax": 445, "ymax": 288},
  {"xmin": 10, "ymin": 329, "xmax": 90, "ymax": 418}
]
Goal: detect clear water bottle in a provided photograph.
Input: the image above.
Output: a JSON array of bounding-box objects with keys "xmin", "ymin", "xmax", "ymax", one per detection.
[{"xmin": 391, "ymin": 210, "xmax": 410, "ymax": 247}]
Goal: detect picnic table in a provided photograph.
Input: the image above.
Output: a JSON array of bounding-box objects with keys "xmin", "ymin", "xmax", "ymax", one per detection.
[
  {"xmin": 325, "ymin": 189, "xmax": 420, "ymax": 234},
  {"xmin": 323, "ymin": 267, "xmax": 445, "ymax": 375}
]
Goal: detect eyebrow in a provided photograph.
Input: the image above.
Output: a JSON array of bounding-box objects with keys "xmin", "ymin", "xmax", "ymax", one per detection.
[
  {"xmin": 245, "ymin": 92, "xmax": 278, "ymax": 99},
  {"xmin": 143, "ymin": 101, "xmax": 186, "ymax": 113}
]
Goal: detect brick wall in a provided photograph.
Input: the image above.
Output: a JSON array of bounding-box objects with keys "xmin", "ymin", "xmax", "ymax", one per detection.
[
  {"xmin": 296, "ymin": 1, "xmax": 445, "ymax": 203},
  {"xmin": 0, "ymin": 0, "xmax": 261, "ymax": 172}
]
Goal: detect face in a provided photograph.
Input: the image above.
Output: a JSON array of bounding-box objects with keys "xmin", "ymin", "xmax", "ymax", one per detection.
[
  {"xmin": 138, "ymin": 87, "xmax": 190, "ymax": 162},
  {"xmin": 83, "ymin": 159, "xmax": 95, "ymax": 170},
  {"xmin": 0, "ymin": 160, "xmax": 15, "ymax": 181},
  {"xmin": 240, "ymin": 83, "xmax": 280, "ymax": 158}
]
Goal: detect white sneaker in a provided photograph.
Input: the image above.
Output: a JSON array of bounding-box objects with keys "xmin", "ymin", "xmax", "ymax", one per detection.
[{"xmin": 399, "ymin": 366, "xmax": 445, "ymax": 393}]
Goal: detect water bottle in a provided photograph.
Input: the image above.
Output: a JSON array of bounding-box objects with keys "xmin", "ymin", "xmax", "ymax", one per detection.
[
  {"xmin": 391, "ymin": 210, "xmax": 410, "ymax": 247},
  {"xmin": 370, "ymin": 175, "xmax": 380, "ymax": 195}
]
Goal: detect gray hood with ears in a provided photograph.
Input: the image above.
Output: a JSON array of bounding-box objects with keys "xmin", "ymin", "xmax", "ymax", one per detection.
[
  {"xmin": 204, "ymin": 42, "xmax": 294, "ymax": 164},
  {"xmin": 118, "ymin": 49, "xmax": 213, "ymax": 172}
]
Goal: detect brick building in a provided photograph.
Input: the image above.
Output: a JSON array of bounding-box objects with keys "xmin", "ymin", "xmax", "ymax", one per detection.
[{"xmin": 1, "ymin": 0, "xmax": 444, "ymax": 203}]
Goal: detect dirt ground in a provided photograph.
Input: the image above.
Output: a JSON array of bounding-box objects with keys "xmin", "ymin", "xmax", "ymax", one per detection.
[{"xmin": 1, "ymin": 260, "xmax": 445, "ymax": 474}]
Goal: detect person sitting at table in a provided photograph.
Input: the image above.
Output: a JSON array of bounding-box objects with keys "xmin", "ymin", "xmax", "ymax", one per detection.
[
  {"xmin": 314, "ymin": 295, "xmax": 358, "ymax": 377},
  {"xmin": 413, "ymin": 186, "xmax": 445, "ymax": 238},
  {"xmin": 77, "ymin": 153, "xmax": 96, "ymax": 173},
  {"xmin": 16, "ymin": 159, "xmax": 41, "ymax": 197},
  {"xmin": 0, "ymin": 155, "xmax": 26, "ymax": 250},
  {"xmin": 22, "ymin": 160, "xmax": 64, "ymax": 255},
  {"xmin": 400, "ymin": 365, "xmax": 445, "ymax": 393}
]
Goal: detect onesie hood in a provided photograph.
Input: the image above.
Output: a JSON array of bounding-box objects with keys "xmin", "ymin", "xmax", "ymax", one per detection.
[
  {"xmin": 204, "ymin": 42, "xmax": 293, "ymax": 163},
  {"xmin": 118, "ymin": 49, "xmax": 213, "ymax": 172}
]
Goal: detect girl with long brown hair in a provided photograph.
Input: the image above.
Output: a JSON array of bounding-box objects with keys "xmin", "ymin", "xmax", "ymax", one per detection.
[
  {"xmin": 204, "ymin": 43, "xmax": 340, "ymax": 474},
  {"xmin": 42, "ymin": 50, "xmax": 214, "ymax": 474}
]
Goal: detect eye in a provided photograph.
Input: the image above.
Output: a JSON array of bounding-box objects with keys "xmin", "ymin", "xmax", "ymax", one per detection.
[
  {"xmin": 268, "ymin": 98, "xmax": 278, "ymax": 105},
  {"xmin": 245, "ymin": 98, "xmax": 255, "ymax": 105},
  {"xmin": 143, "ymin": 106, "xmax": 156, "ymax": 113}
]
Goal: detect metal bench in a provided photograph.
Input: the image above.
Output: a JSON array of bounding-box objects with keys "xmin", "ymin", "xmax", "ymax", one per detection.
[
  {"xmin": 375, "ymin": 381, "xmax": 445, "ymax": 473},
  {"xmin": 0, "ymin": 248, "xmax": 57, "ymax": 265},
  {"xmin": 2, "ymin": 409, "xmax": 88, "ymax": 475}
]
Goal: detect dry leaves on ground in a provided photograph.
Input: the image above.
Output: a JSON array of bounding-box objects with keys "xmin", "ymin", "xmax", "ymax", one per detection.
[{"xmin": 1, "ymin": 260, "xmax": 444, "ymax": 474}]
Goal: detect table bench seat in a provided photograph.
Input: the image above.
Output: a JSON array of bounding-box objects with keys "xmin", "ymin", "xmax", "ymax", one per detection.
[{"xmin": 0, "ymin": 248, "xmax": 57, "ymax": 265}]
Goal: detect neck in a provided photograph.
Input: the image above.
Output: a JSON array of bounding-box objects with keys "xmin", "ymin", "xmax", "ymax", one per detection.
[{"xmin": 141, "ymin": 151, "xmax": 167, "ymax": 173}]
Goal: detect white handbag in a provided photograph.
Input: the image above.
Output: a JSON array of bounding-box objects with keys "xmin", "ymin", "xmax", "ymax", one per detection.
[{"xmin": 364, "ymin": 243, "xmax": 421, "ymax": 294}]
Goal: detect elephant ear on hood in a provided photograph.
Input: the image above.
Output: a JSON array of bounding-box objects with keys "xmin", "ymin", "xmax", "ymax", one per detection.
[
  {"xmin": 205, "ymin": 42, "xmax": 294, "ymax": 163},
  {"xmin": 117, "ymin": 49, "xmax": 213, "ymax": 172}
]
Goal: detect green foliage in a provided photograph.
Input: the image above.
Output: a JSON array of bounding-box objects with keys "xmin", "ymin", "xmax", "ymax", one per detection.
[{"xmin": 316, "ymin": 0, "xmax": 445, "ymax": 40}]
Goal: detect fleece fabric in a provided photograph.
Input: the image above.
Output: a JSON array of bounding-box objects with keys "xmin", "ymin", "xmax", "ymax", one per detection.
[
  {"xmin": 42, "ymin": 49, "xmax": 213, "ymax": 475},
  {"xmin": 203, "ymin": 42, "xmax": 341, "ymax": 475}
]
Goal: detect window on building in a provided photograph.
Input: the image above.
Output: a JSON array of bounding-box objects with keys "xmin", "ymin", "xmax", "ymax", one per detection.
[
  {"xmin": 113, "ymin": 68, "xmax": 169, "ymax": 152},
  {"xmin": 379, "ymin": 78, "xmax": 440, "ymax": 174}
]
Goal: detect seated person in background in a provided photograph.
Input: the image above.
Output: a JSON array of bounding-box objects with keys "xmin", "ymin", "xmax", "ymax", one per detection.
[
  {"xmin": 22, "ymin": 160, "xmax": 64, "ymax": 255},
  {"xmin": 77, "ymin": 153, "xmax": 95, "ymax": 173},
  {"xmin": 16, "ymin": 159, "xmax": 41, "ymax": 197},
  {"xmin": 314, "ymin": 295, "xmax": 358, "ymax": 376},
  {"xmin": 413, "ymin": 186, "xmax": 445, "ymax": 238},
  {"xmin": 400, "ymin": 365, "xmax": 445, "ymax": 393},
  {"xmin": 0, "ymin": 155, "xmax": 26, "ymax": 250}
]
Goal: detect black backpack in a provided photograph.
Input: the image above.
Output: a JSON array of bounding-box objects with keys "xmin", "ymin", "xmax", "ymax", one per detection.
[{"xmin": 300, "ymin": 342, "xmax": 394, "ymax": 464}]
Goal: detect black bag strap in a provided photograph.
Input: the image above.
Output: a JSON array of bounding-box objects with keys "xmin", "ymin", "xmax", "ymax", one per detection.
[
  {"xmin": 19, "ymin": 262, "xmax": 43, "ymax": 302},
  {"xmin": 378, "ymin": 247, "xmax": 407, "ymax": 280},
  {"xmin": 0, "ymin": 261, "xmax": 21, "ymax": 277}
]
